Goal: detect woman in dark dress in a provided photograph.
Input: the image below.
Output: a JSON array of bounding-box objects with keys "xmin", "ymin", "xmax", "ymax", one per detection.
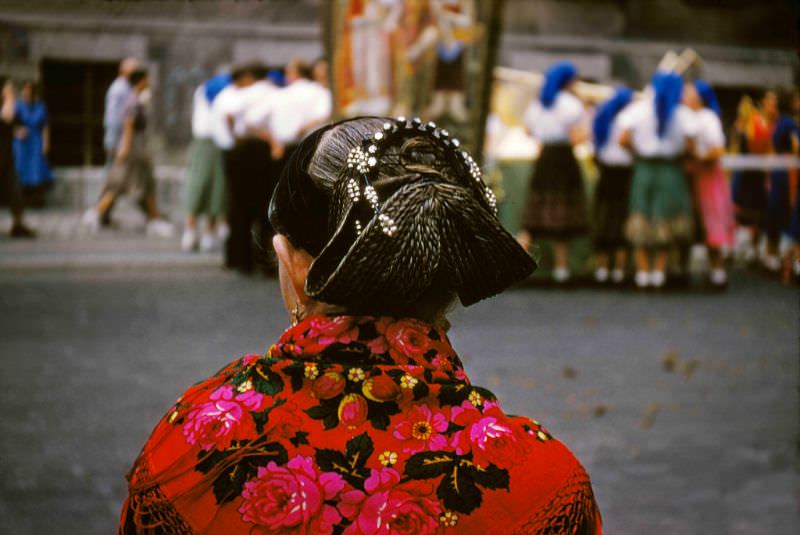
[
  {"xmin": 591, "ymin": 87, "xmax": 634, "ymax": 284},
  {"xmin": 518, "ymin": 62, "xmax": 588, "ymax": 284},
  {"xmin": 119, "ymin": 117, "xmax": 602, "ymax": 534}
]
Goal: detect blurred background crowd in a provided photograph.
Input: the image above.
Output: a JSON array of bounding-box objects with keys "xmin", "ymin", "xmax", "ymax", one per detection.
[{"xmin": 1, "ymin": 0, "xmax": 798, "ymax": 288}]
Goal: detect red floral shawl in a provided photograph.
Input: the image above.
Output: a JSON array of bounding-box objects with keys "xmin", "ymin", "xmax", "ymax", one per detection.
[{"xmin": 120, "ymin": 316, "xmax": 601, "ymax": 534}]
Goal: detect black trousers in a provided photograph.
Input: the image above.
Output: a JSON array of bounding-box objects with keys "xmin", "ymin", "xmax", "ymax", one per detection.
[
  {"xmin": 224, "ymin": 139, "xmax": 279, "ymax": 273},
  {"xmin": 0, "ymin": 155, "xmax": 23, "ymax": 215}
]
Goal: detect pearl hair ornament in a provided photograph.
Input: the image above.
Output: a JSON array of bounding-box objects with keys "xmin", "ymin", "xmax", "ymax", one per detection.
[{"xmin": 343, "ymin": 117, "xmax": 498, "ymax": 237}]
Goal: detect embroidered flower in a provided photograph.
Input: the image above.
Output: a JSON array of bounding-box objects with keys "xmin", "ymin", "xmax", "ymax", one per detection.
[
  {"xmin": 468, "ymin": 390, "xmax": 483, "ymax": 407},
  {"xmin": 363, "ymin": 375, "xmax": 402, "ymax": 402},
  {"xmin": 392, "ymin": 404, "xmax": 448, "ymax": 453},
  {"xmin": 399, "ymin": 374, "xmax": 418, "ymax": 389},
  {"xmin": 385, "ymin": 320, "xmax": 432, "ymax": 361},
  {"xmin": 439, "ymin": 511, "xmax": 459, "ymax": 527},
  {"xmin": 338, "ymin": 394, "xmax": 369, "ymax": 428},
  {"xmin": 237, "ymin": 378, "xmax": 254, "ymax": 393},
  {"xmin": 450, "ymin": 401, "xmax": 528, "ymax": 468},
  {"xmin": 347, "ymin": 367, "xmax": 366, "ymax": 382},
  {"xmin": 338, "ymin": 467, "xmax": 441, "ymax": 535},
  {"xmin": 312, "ymin": 371, "xmax": 346, "ymax": 400},
  {"xmin": 366, "ymin": 317, "xmax": 392, "ymax": 355},
  {"xmin": 307, "ymin": 317, "xmax": 359, "ymax": 346},
  {"xmin": 182, "ymin": 385, "xmax": 266, "ymax": 451},
  {"xmin": 304, "ymin": 362, "xmax": 320, "ymax": 380},
  {"xmin": 378, "ymin": 450, "xmax": 398, "ymax": 466},
  {"xmin": 431, "ymin": 353, "xmax": 453, "ymax": 371},
  {"xmin": 238, "ymin": 455, "xmax": 344, "ymax": 535}
]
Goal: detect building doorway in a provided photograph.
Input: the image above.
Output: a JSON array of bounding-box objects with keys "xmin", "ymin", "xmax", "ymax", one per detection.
[{"xmin": 40, "ymin": 59, "xmax": 119, "ymax": 166}]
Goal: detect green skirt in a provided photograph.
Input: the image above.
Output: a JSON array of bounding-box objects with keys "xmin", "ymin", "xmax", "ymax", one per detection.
[
  {"xmin": 185, "ymin": 138, "xmax": 227, "ymax": 216},
  {"xmin": 626, "ymin": 158, "xmax": 693, "ymax": 247}
]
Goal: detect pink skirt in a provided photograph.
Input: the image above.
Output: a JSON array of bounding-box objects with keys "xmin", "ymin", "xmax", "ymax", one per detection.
[{"xmin": 692, "ymin": 162, "xmax": 735, "ymax": 248}]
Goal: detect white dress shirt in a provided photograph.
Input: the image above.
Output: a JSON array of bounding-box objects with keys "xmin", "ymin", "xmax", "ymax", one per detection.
[
  {"xmin": 191, "ymin": 85, "xmax": 213, "ymax": 140},
  {"xmin": 210, "ymin": 81, "xmax": 277, "ymax": 150},
  {"xmin": 246, "ymin": 79, "xmax": 332, "ymax": 145}
]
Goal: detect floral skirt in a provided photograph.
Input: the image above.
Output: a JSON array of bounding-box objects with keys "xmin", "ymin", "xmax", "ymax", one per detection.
[
  {"xmin": 592, "ymin": 163, "xmax": 632, "ymax": 250},
  {"xmin": 522, "ymin": 144, "xmax": 587, "ymax": 238},
  {"xmin": 626, "ymin": 158, "xmax": 693, "ymax": 247},
  {"xmin": 691, "ymin": 161, "xmax": 735, "ymax": 248}
]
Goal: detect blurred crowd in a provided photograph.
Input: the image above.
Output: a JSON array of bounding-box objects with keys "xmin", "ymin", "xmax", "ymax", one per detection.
[
  {"xmin": 509, "ymin": 62, "xmax": 799, "ymax": 289},
  {"xmin": 79, "ymin": 56, "xmax": 332, "ymax": 274},
  {"xmin": 4, "ymin": 51, "xmax": 798, "ymax": 290}
]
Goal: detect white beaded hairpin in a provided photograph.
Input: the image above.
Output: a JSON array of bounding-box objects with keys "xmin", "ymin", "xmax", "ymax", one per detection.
[{"xmin": 344, "ymin": 117, "xmax": 498, "ymax": 237}]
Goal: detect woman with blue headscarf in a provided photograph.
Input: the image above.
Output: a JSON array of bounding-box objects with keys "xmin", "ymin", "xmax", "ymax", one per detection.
[
  {"xmin": 518, "ymin": 61, "xmax": 588, "ymax": 284},
  {"xmin": 591, "ymin": 86, "xmax": 634, "ymax": 284},
  {"xmin": 181, "ymin": 72, "xmax": 232, "ymax": 253},
  {"xmin": 618, "ymin": 71, "xmax": 699, "ymax": 289},
  {"xmin": 683, "ymin": 80, "xmax": 734, "ymax": 288}
]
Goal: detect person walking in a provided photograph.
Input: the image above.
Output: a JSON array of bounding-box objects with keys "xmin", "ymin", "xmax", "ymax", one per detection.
[
  {"xmin": 517, "ymin": 61, "xmax": 588, "ymax": 284},
  {"xmin": 618, "ymin": 71, "xmax": 698, "ymax": 289},
  {"xmin": 13, "ymin": 80, "xmax": 52, "ymax": 207},
  {"xmin": 82, "ymin": 68, "xmax": 174, "ymax": 237},
  {"xmin": 97, "ymin": 57, "xmax": 139, "ymax": 225},
  {"xmin": 591, "ymin": 86, "xmax": 634, "ymax": 284},
  {"xmin": 684, "ymin": 80, "xmax": 734, "ymax": 288},
  {"xmin": 0, "ymin": 78, "xmax": 34, "ymax": 238},
  {"xmin": 181, "ymin": 73, "xmax": 231, "ymax": 253}
]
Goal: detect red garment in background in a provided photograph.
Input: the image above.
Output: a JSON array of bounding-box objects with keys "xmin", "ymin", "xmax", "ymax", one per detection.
[{"xmin": 120, "ymin": 316, "xmax": 601, "ymax": 534}]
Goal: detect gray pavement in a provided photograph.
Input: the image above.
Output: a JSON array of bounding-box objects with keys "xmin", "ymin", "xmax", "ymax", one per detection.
[{"xmin": 0, "ymin": 262, "xmax": 797, "ymax": 534}]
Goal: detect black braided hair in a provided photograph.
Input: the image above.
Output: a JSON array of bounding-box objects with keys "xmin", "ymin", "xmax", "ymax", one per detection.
[{"xmin": 269, "ymin": 116, "xmax": 536, "ymax": 317}]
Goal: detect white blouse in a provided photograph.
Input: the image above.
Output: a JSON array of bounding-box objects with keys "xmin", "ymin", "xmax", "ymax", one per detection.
[
  {"xmin": 523, "ymin": 91, "xmax": 585, "ymax": 144},
  {"xmin": 617, "ymin": 99, "xmax": 698, "ymax": 159},
  {"xmin": 597, "ymin": 112, "xmax": 633, "ymax": 166},
  {"xmin": 693, "ymin": 108, "xmax": 725, "ymax": 159}
]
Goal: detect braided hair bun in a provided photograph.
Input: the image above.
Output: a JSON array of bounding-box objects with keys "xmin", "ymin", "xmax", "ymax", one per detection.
[{"xmin": 269, "ymin": 117, "xmax": 536, "ymax": 317}]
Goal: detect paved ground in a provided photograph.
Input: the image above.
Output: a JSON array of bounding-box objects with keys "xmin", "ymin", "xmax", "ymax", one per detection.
[{"xmin": 0, "ymin": 259, "xmax": 796, "ymax": 534}]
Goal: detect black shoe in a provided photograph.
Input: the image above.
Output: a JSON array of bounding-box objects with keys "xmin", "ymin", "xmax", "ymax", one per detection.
[{"xmin": 10, "ymin": 224, "xmax": 36, "ymax": 239}]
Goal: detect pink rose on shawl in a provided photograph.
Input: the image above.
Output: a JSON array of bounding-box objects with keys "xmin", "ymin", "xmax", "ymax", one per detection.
[
  {"xmin": 392, "ymin": 404, "xmax": 449, "ymax": 453},
  {"xmin": 239, "ymin": 455, "xmax": 345, "ymax": 535},
  {"xmin": 339, "ymin": 467, "xmax": 441, "ymax": 535},
  {"xmin": 241, "ymin": 353, "xmax": 261, "ymax": 366},
  {"xmin": 182, "ymin": 385, "xmax": 266, "ymax": 450},
  {"xmin": 366, "ymin": 317, "xmax": 392, "ymax": 355},
  {"xmin": 384, "ymin": 320, "xmax": 431, "ymax": 361},
  {"xmin": 307, "ymin": 317, "xmax": 359, "ymax": 346},
  {"xmin": 450, "ymin": 401, "xmax": 527, "ymax": 468}
]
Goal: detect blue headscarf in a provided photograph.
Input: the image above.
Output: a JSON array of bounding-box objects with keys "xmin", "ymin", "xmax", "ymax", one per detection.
[
  {"xmin": 592, "ymin": 86, "xmax": 633, "ymax": 150},
  {"xmin": 694, "ymin": 80, "xmax": 721, "ymax": 116},
  {"xmin": 652, "ymin": 71, "xmax": 684, "ymax": 138},
  {"xmin": 204, "ymin": 73, "xmax": 232, "ymax": 104},
  {"xmin": 267, "ymin": 69, "xmax": 286, "ymax": 87},
  {"xmin": 539, "ymin": 61, "xmax": 577, "ymax": 109}
]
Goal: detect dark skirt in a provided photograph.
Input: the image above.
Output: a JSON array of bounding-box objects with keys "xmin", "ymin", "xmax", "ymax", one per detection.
[
  {"xmin": 522, "ymin": 143, "xmax": 587, "ymax": 238},
  {"xmin": 434, "ymin": 50, "xmax": 465, "ymax": 92},
  {"xmin": 763, "ymin": 169, "xmax": 792, "ymax": 242},
  {"xmin": 731, "ymin": 169, "xmax": 767, "ymax": 226},
  {"xmin": 592, "ymin": 163, "xmax": 632, "ymax": 249}
]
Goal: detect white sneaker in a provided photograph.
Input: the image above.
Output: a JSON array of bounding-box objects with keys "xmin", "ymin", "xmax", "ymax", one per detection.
[
  {"xmin": 553, "ymin": 267, "xmax": 570, "ymax": 283},
  {"xmin": 181, "ymin": 229, "xmax": 198, "ymax": 252},
  {"xmin": 146, "ymin": 219, "xmax": 176, "ymax": 239},
  {"xmin": 710, "ymin": 268, "xmax": 727, "ymax": 286},
  {"xmin": 594, "ymin": 267, "xmax": 609, "ymax": 283},
  {"xmin": 81, "ymin": 208, "xmax": 100, "ymax": 233},
  {"xmin": 611, "ymin": 268, "xmax": 625, "ymax": 284},
  {"xmin": 199, "ymin": 231, "xmax": 217, "ymax": 252},
  {"xmin": 650, "ymin": 270, "xmax": 666, "ymax": 288},
  {"xmin": 634, "ymin": 271, "xmax": 650, "ymax": 288}
]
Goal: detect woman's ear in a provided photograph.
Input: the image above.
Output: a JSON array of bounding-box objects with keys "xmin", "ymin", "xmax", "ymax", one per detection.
[{"xmin": 272, "ymin": 234, "xmax": 314, "ymax": 305}]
